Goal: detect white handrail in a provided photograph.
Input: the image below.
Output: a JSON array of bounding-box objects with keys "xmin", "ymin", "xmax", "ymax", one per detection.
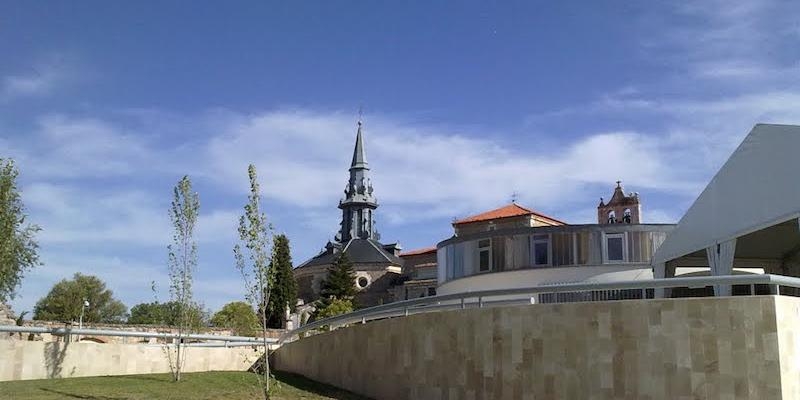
[{"xmin": 0, "ymin": 325, "xmax": 278, "ymax": 343}]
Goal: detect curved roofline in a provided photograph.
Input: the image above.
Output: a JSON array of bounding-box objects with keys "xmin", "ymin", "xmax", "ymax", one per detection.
[{"xmin": 437, "ymin": 223, "xmax": 676, "ymax": 248}]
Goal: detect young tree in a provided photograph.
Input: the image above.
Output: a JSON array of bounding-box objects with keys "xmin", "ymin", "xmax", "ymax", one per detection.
[
  {"xmin": 166, "ymin": 175, "xmax": 199, "ymax": 382},
  {"xmin": 33, "ymin": 273, "xmax": 127, "ymax": 323},
  {"xmin": 314, "ymin": 252, "xmax": 356, "ymax": 319},
  {"xmin": 234, "ymin": 164, "xmax": 273, "ymax": 400},
  {"xmin": 211, "ymin": 301, "xmax": 259, "ymax": 336},
  {"xmin": 0, "ymin": 158, "xmax": 41, "ymax": 303},
  {"xmin": 265, "ymin": 234, "xmax": 297, "ymax": 328}
]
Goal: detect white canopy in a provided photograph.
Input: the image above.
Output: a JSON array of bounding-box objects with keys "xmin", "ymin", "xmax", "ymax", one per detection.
[{"xmin": 653, "ymin": 124, "xmax": 800, "ymax": 264}]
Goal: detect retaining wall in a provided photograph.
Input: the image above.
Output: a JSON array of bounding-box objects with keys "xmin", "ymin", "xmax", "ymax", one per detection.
[
  {"xmin": 0, "ymin": 341, "xmax": 258, "ymax": 381},
  {"xmin": 275, "ymin": 295, "xmax": 800, "ymax": 399}
]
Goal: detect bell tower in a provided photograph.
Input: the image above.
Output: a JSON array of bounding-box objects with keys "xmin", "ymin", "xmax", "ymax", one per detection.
[
  {"xmin": 336, "ymin": 121, "xmax": 380, "ymax": 242},
  {"xmin": 598, "ymin": 181, "xmax": 641, "ymax": 224}
]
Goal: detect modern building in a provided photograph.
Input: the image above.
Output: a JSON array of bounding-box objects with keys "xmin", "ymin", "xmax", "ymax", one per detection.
[
  {"xmin": 293, "ymin": 122, "xmax": 405, "ymax": 307},
  {"xmin": 652, "ymin": 123, "xmax": 800, "ymax": 296},
  {"xmin": 436, "ymin": 186, "xmax": 675, "ymax": 302}
]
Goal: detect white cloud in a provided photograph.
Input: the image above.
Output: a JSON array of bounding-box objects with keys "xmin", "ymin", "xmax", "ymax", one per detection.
[{"xmin": 202, "ymin": 111, "xmax": 698, "ymax": 223}]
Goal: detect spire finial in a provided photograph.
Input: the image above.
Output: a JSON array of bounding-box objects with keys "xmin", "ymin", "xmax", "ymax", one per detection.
[
  {"xmin": 616, "ymin": 180, "xmax": 622, "ymax": 188},
  {"xmin": 357, "ymin": 105, "xmax": 363, "ymax": 126},
  {"xmin": 511, "ymin": 192, "xmax": 519, "ymax": 204}
]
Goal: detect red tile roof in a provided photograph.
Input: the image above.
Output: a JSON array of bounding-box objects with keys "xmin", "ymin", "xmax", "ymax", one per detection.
[
  {"xmin": 399, "ymin": 246, "xmax": 437, "ymax": 257},
  {"xmin": 453, "ymin": 203, "xmax": 566, "ymax": 225}
]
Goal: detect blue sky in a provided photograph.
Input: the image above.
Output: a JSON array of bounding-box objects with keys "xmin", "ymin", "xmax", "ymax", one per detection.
[{"xmin": 3, "ymin": 1, "xmax": 800, "ymax": 315}]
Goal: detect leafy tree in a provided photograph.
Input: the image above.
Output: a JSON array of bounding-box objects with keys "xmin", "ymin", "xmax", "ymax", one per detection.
[
  {"xmin": 211, "ymin": 301, "xmax": 259, "ymax": 336},
  {"xmin": 166, "ymin": 175, "xmax": 200, "ymax": 382},
  {"xmin": 265, "ymin": 234, "xmax": 297, "ymax": 329},
  {"xmin": 33, "ymin": 273, "xmax": 127, "ymax": 323},
  {"xmin": 314, "ymin": 298, "xmax": 353, "ymax": 320},
  {"xmin": 128, "ymin": 302, "xmax": 164, "ymax": 325},
  {"xmin": 234, "ymin": 164, "xmax": 274, "ymax": 399},
  {"xmin": 0, "ymin": 158, "xmax": 41, "ymax": 303},
  {"xmin": 128, "ymin": 301, "xmax": 207, "ymax": 330}
]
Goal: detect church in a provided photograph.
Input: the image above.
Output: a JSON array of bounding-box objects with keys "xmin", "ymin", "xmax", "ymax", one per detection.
[{"xmin": 293, "ymin": 121, "xmax": 408, "ymax": 307}]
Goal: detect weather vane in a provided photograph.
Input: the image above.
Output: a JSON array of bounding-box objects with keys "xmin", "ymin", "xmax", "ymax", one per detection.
[
  {"xmin": 358, "ymin": 105, "xmax": 364, "ymax": 125},
  {"xmin": 511, "ymin": 192, "xmax": 519, "ymax": 203}
]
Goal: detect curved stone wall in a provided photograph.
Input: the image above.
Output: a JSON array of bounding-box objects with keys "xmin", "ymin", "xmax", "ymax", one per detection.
[{"xmin": 275, "ymin": 296, "xmax": 799, "ymax": 399}]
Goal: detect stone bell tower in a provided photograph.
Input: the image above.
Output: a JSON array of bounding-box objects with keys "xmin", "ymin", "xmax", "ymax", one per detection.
[{"xmin": 598, "ymin": 181, "xmax": 641, "ymax": 224}]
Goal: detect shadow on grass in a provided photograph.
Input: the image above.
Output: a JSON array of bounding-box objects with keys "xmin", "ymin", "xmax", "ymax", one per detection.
[
  {"xmin": 38, "ymin": 388, "xmax": 128, "ymax": 400},
  {"xmin": 107, "ymin": 374, "xmax": 171, "ymax": 383},
  {"xmin": 273, "ymin": 370, "xmax": 373, "ymax": 400}
]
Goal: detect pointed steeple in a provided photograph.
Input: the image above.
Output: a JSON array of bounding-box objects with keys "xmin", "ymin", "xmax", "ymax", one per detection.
[
  {"xmin": 350, "ymin": 121, "xmax": 368, "ymax": 170},
  {"xmin": 337, "ymin": 120, "xmax": 379, "ymax": 243}
]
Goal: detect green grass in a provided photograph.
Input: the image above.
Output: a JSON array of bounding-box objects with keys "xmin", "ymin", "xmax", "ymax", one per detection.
[{"xmin": 0, "ymin": 371, "xmax": 371, "ymax": 400}]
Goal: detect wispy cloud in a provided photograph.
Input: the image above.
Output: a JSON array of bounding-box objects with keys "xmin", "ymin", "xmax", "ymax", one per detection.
[{"xmin": 1, "ymin": 56, "xmax": 73, "ymax": 100}]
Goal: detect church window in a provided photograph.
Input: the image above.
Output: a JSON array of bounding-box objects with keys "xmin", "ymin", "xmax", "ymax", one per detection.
[
  {"xmin": 478, "ymin": 239, "xmax": 492, "ymax": 272},
  {"xmin": 356, "ymin": 276, "xmax": 369, "ymax": 289},
  {"xmin": 532, "ymin": 234, "xmax": 551, "ymax": 266},
  {"xmin": 623, "ymin": 209, "xmax": 632, "ymax": 223},
  {"xmin": 605, "ymin": 233, "xmax": 626, "ymax": 262}
]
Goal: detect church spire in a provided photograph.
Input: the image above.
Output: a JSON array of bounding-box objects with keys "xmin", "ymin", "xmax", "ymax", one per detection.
[
  {"xmin": 350, "ymin": 121, "xmax": 368, "ymax": 169},
  {"xmin": 337, "ymin": 120, "xmax": 379, "ymax": 243}
]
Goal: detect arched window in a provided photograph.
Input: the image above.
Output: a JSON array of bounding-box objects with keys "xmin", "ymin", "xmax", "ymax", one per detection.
[
  {"xmin": 623, "ymin": 209, "xmax": 632, "ymax": 223},
  {"xmin": 607, "ymin": 210, "xmax": 616, "ymax": 224}
]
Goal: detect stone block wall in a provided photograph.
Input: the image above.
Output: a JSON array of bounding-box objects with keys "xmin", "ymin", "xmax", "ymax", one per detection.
[
  {"xmin": 0, "ymin": 341, "xmax": 258, "ymax": 381},
  {"xmin": 275, "ymin": 296, "xmax": 793, "ymax": 399}
]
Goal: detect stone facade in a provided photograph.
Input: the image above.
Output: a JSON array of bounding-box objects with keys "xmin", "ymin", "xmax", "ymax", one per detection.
[
  {"xmin": 598, "ymin": 181, "xmax": 642, "ymax": 224},
  {"xmin": 0, "ymin": 303, "xmax": 15, "ymax": 327},
  {"xmin": 276, "ymin": 295, "xmax": 790, "ymax": 399},
  {"xmin": 295, "ymin": 262, "xmax": 402, "ymax": 307}
]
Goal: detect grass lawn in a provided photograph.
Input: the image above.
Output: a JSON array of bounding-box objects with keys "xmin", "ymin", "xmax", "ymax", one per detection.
[{"xmin": 0, "ymin": 370, "xmax": 371, "ymax": 400}]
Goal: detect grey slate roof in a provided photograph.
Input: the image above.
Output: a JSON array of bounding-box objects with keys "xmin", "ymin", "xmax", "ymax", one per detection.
[{"xmin": 296, "ymin": 238, "xmax": 403, "ymax": 269}]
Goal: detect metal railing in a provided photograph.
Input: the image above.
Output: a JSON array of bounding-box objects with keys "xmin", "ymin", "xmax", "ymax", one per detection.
[
  {"xmin": 0, "ymin": 325, "xmax": 278, "ymax": 346},
  {"xmin": 280, "ymin": 274, "xmax": 800, "ymax": 344}
]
